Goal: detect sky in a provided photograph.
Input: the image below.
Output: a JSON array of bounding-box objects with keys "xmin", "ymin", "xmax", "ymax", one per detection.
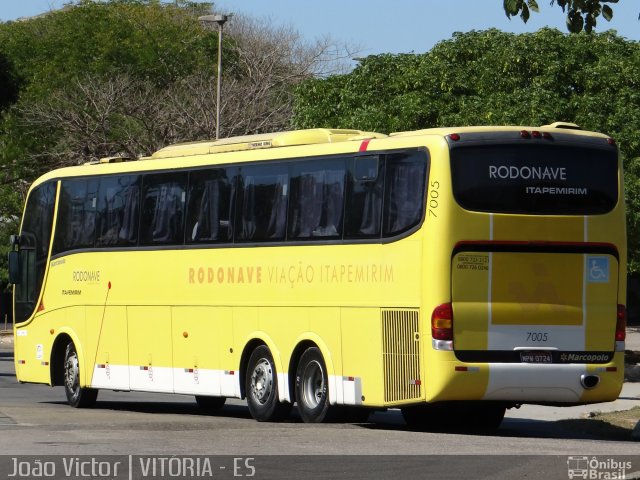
[{"xmin": 1, "ymin": 0, "xmax": 639, "ymax": 57}]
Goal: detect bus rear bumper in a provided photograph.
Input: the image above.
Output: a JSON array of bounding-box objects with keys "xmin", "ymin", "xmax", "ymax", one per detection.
[
  {"xmin": 426, "ymin": 353, "xmax": 624, "ymax": 405},
  {"xmin": 480, "ymin": 363, "xmax": 622, "ymax": 403}
]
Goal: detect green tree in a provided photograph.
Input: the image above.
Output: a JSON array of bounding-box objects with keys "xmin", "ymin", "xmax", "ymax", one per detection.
[
  {"xmin": 293, "ymin": 28, "xmax": 640, "ymax": 271},
  {"xmin": 0, "ymin": 0, "xmax": 217, "ymax": 186},
  {"xmin": 0, "ymin": 0, "xmax": 351, "ymax": 282},
  {"xmin": 503, "ymin": 0, "xmax": 624, "ymax": 33},
  {"xmin": 0, "ymin": 52, "xmax": 20, "ymax": 113},
  {"xmin": 0, "ymin": 1, "xmax": 219, "ymax": 284},
  {"xmin": 0, "ymin": 0, "xmax": 216, "ymax": 95}
]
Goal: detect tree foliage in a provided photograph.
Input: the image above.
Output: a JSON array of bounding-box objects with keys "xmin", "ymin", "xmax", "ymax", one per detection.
[
  {"xmin": 0, "ymin": 1, "xmax": 216, "ymax": 284},
  {"xmin": 503, "ymin": 0, "xmax": 622, "ymax": 33},
  {"xmin": 293, "ymin": 28, "xmax": 640, "ymax": 271},
  {"xmin": 0, "ymin": 0, "xmax": 216, "ymax": 94},
  {"xmin": 0, "ymin": 52, "xmax": 20, "ymax": 113},
  {"xmin": 0, "ymin": 0, "xmax": 348, "ymax": 282}
]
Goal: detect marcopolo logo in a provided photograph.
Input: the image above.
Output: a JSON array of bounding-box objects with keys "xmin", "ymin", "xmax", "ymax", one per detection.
[
  {"xmin": 559, "ymin": 353, "xmax": 611, "ymax": 363},
  {"xmin": 566, "ymin": 456, "xmax": 632, "ymax": 479}
]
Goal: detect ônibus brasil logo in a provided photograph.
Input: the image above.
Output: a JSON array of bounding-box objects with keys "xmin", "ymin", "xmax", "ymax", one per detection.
[{"xmin": 567, "ymin": 456, "xmax": 632, "ymax": 480}]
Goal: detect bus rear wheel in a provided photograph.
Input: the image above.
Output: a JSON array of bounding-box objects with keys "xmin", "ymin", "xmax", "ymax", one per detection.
[
  {"xmin": 295, "ymin": 347, "xmax": 334, "ymax": 423},
  {"xmin": 245, "ymin": 345, "xmax": 291, "ymax": 422},
  {"xmin": 63, "ymin": 342, "xmax": 98, "ymax": 408}
]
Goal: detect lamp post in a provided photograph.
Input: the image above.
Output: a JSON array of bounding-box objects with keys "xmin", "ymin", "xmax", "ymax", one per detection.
[{"xmin": 198, "ymin": 13, "xmax": 229, "ymax": 140}]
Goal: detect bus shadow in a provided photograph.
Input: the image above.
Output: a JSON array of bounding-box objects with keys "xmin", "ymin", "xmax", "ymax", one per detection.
[
  {"xmin": 39, "ymin": 399, "xmax": 632, "ymax": 441},
  {"xmin": 356, "ymin": 410, "xmax": 633, "ymax": 441},
  {"xmin": 44, "ymin": 400, "xmax": 256, "ymax": 420}
]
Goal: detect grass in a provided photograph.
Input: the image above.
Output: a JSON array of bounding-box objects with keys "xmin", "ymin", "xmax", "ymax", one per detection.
[{"xmin": 557, "ymin": 406, "xmax": 640, "ymax": 441}]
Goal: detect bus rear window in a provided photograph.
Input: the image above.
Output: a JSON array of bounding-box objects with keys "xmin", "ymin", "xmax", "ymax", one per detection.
[{"xmin": 450, "ymin": 144, "xmax": 618, "ymax": 215}]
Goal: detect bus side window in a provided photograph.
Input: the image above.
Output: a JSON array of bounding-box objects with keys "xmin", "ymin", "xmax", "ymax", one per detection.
[
  {"xmin": 344, "ymin": 156, "xmax": 384, "ymax": 239},
  {"xmin": 95, "ymin": 175, "xmax": 141, "ymax": 247},
  {"xmin": 382, "ymin": 152, "xmax": 428, "ymax": 236},
  {"xmin": 288, "ymin": 158, "xmax": 345, "ymax": 239},
  {"xmin": 53, "ymin": 178, "xmax": 98, "ymax": 254},
  {"xmin": 236, "ymin": 164, "xmax": 288, "ymax": 242},
  {"xmin": 186, "ymin": 168, "xmax": 236, "ymax": 244},
  {"xmin": 140, "ymin": 172, "xmax": 187, "ymax": 245}
]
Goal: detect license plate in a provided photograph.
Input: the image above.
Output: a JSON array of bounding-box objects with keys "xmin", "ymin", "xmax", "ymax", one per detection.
[{"xmin": 520, "ymin": 351, "xmax": 553, "ymax": 363}]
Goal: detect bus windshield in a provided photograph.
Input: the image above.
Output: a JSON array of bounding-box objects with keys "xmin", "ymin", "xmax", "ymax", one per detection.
[
  {"xmin": 15, "ymin": 181, "xmax": 56, "ymax": 323},
  {"xmin": 450, "ymin": 144, "xmax": 618, "ymax": 215}
]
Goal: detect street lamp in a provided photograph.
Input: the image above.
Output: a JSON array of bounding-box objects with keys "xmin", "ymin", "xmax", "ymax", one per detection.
[{"xmin": 198, "ymin": 13, "xmax": 230, "ymax": 140}]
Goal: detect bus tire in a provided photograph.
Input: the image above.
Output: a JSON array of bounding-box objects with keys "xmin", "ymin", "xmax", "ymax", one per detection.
[
  {"xmin": 63, "ymin": 342, "xmax": 98, "ymax": 408},
  {"xmin": 195, "ymin": 395, "xmax": 226, "ymax": 412},
  {"xmin": 245, "ymin": 345, "xmax": 291, "ymax": 422},
  {"xmin": 295, "ymin": 347, "xmax": 333, "ymax": 423}
]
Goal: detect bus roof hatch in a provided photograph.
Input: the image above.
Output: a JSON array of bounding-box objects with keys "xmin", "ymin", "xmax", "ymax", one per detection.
[
  {"xmin": 542, "ymin": 121, "xmax": 582, "ymax": 130},
  {"xmin": 151, "ymin": 129, "xmax": 386, "ymax": 159}
]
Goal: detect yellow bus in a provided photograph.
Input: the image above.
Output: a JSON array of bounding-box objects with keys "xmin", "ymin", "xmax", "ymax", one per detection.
[{"xmin": 9, "ymin": 124, "xmax": 626, "ymax": 429}]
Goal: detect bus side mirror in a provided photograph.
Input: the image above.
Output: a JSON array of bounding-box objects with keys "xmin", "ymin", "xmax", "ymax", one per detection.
[{"xmin": 8, "ymin": 250, "xmax": 20, "ymax": 285}]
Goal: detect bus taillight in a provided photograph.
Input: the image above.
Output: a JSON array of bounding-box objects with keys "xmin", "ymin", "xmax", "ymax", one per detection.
[
  {"xmin": 432, "ymin": 303, "xmax": 453, "ymax": 341},
  {"xmin": 616, "ymin": 304, "xmax": 626, "ymax": 342}
]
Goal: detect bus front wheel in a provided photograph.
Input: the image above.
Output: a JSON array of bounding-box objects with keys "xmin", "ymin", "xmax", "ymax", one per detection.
[
  {"xmin": 63, "ymin": 342, "xmax": 98, "ymax": 408},
  {"xmin": 295, "ymin": 347, "xmax": 333, "ymax": 423},
  {"xmin": 245, "ymin": 345, "xmax": 291, "ymax": 422}
]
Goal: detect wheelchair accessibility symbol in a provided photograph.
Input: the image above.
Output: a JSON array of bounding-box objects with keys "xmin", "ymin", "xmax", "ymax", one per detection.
[{"xmin": 587, "ymin": 256, "xmax": 609, "ymax": 283}]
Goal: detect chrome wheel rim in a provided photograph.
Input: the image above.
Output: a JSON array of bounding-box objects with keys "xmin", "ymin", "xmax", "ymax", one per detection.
[
  {"xmin": 301, "ymin": 360, "xmax": 324, "ymax": 409},
  {"xmin": 250, "ymin": 358, "xmax": 273, "ymax": 405},
  {"xmin": 65, "ymin": 351, "xmax": 80, "ymax": 399}
]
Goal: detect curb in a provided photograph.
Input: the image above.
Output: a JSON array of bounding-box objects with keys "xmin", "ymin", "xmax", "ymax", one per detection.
[
  {"xmin": 0, "ymin": 331, "xmax": 13, "ymax": 347},
  {"xmin": 625, "ymin": 349, "xmax": 640, "ymax": 382},
  {"xmin": 625, "ymin": 363, "xmax": 640, "ymax": 382}
]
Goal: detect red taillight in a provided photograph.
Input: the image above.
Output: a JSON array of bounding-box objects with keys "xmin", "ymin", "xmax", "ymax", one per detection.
[
  {"xmin": 616, "ymin": 304, "xmax": 626, "ymax": 342},
  {"xmin": 449, "ymin": 133, "xmax": 460, "ymax": 141},
  {"xmin": 542, "ymin": 132, "xmax": 553, "ymax": 140},
  {"xmin": 607, "ymin": 138, "xmax": 616, "ymax": 146},
  {"xmin": 532, "ymin": 130, "xmax": 542, "ymax": 138},
  {"xmin": 520, "ymin": 130, "xmax": 531, "ymax": 139},
  {"xmin": 432, "ymin": 303, "xmax": 453, "ymax": 341}
]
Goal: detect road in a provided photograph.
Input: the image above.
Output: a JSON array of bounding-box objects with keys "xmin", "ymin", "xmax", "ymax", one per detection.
[{"xmin": 1, "ymin": 342, "xmax": 639, "ymax": 479}]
